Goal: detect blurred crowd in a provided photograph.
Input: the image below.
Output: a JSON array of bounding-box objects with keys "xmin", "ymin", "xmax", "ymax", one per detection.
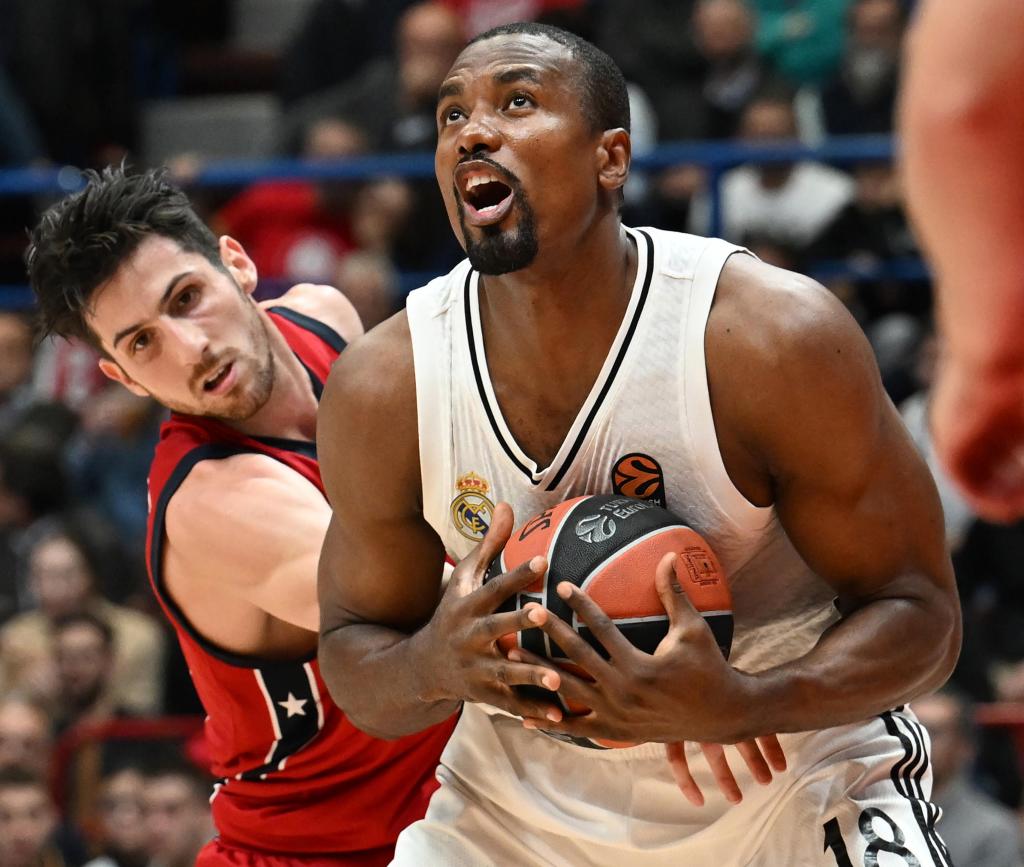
[{"xmin": 2, "ymin": 0, "xmax": 1024, "ymax": 864}]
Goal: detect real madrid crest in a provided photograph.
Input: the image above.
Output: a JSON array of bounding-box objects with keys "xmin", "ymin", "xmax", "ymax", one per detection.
[{"xmin": 450, "ymin": 471, "xmax": 496, "ymax": 541}]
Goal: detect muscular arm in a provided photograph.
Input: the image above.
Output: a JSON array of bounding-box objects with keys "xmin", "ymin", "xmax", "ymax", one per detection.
[
  {"xmin": 165, "ymin": 454, "xmax": 330, "ymax": 632},
  {"xmin": 900, "ymin": 0, "xmax": 1024, "ymax": 370},
  {"xmin": 316, "ymin": 317, "xmax": 462, "ymax": 738},
  {"xmin": 710, "ymin": 257, "xmax": 960, "ymax": 737}
]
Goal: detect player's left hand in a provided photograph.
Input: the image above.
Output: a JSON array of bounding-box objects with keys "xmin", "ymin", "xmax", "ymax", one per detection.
[{"xmin": 520, "ymin": 551, "xmax": 761, "ymax": 746}]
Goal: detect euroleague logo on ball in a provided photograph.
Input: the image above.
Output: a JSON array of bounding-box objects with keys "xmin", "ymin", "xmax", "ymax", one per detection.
[
  {"xmin": 611, "ymin": 453, "xmax": 666, "ymax": 508},
  {"xmin": 574, "ymin": 513, "xmax": 616, "ymax": 543}
]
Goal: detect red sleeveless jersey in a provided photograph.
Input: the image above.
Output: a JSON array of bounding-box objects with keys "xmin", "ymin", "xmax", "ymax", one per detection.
[{"xmin": 145, "ymin": 307, "xmax": 455, "ymax": 860}]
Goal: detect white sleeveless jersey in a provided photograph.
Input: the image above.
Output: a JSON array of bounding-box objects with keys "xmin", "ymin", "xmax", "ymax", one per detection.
[
  {"xmin": 408, "ymin": 226, "xmax": 839, "ymax": 675},
  {"xmin": 400, "ymin": 228, "xmax": 950, "ymax": 865}
]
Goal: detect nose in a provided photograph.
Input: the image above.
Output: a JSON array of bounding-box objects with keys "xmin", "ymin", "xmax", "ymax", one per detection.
[
  {"xmin": 165, "ymin": 316, "xmax": 210, "ymax": 364},
  {"xmin": 456, "ymin": 106, "xmax": 501, "ymax": 158}
]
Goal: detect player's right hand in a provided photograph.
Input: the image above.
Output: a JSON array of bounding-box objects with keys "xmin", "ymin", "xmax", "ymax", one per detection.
[
  {"xmin": 931, "ymin": 358, "xmax": 1024, "ymax": 522},
  {"xmin": 420, "ymin": 502, "xmax": 565, "ymax": 721}
]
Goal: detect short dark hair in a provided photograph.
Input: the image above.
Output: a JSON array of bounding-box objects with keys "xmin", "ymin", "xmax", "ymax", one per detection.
[
  {"xmin": 467, "ymin": 23, "xmax": 630, "ymax": 135},
  {"xmin": 52, "ymin": 611, "xmax": 115, "ymax": 651},
  {"xmin": 25, "ymin": 165, "xmax": 221, "ymax": 345},
  {"xmin": 141, "ymin": 753, "xmax": 212, "ymax": 803}
]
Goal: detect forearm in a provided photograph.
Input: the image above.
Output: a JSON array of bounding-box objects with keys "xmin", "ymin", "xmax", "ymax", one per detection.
[
  {"xmin": 733, "ymin": 593, "xmax": 960, "ymax": 740},
  {"xmin": 318, "ymin": 621, "xmax": 460, "ymax": 739}
]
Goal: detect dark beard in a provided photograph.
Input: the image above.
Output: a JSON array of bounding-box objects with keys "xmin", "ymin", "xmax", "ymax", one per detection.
[{"xmin": 457, "ymin": 187, "xmax": 539, "ymax": 275}]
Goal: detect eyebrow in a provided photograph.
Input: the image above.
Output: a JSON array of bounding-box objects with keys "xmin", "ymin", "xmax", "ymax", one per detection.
[
  {"xmin": 493, "ymin": 67, "xmax": 543, "ymax": 87},
  {"xmin": 111, "ymin": 270, "xmax": 194, "ymax": 350},
  {"xmin": 437, "ymin": 66, "xmax": 545, "ymax": 103}
]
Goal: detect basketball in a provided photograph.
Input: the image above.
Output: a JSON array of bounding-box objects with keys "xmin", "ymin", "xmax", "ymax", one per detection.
[{"xmin": 484, "ymin": 494, "xmax": 733, "ymax": 748}]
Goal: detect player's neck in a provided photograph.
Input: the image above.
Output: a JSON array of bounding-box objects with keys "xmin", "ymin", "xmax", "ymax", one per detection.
[
  {"xmin": 226, "ymin": 314, "xmax": 319, "ymax": 442},
  {"xmin": 478, "ymin": 218, "xmax": 637, "ymax": 352}
]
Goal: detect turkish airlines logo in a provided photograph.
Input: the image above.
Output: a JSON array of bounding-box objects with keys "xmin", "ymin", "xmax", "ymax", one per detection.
[{"xmin": 575, "ymin": 514, "xmax": 616, "ymax": 543}]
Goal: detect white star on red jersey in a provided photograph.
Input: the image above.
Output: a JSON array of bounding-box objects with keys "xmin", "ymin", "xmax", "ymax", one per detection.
[{"xmin": 277, "ymin": 692, "xmax": 308, "ymax": 718}]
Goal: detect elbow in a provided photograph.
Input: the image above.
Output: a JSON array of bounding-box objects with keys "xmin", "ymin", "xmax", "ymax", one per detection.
[{"xmin": 924, "ymin": 593, "xmax": 963, "ymax": 693}]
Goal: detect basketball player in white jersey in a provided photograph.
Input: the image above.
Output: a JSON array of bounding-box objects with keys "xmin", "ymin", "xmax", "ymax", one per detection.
[
  {"xmin": 900, "ymin": 0, "xmax": 1024, "ymax": 523},
  {"xmin": 316, "ymin": 23, "xmax": 960, "ymax": 866}
]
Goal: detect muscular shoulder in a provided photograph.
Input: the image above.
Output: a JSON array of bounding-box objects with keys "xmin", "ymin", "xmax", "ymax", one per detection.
[
  {"xmin": 266, "ymin": 283, "xmax": 364, "ymax": 344},
  {"xmin": 317, "ymin": 311, "xmax": 420, "ymax": 509},
  {"xmin": 707, "ymin": 254, "xmax": 884, "ymax": 482},
  {"xmin": 166, "ymin": 452, "xmax": 320, "ymax": 543}
]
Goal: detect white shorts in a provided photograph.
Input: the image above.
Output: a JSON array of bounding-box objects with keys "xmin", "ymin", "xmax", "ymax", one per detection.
[{"xmin": 392, "ymin": 703, "xmax": 951, "ymax": 866}]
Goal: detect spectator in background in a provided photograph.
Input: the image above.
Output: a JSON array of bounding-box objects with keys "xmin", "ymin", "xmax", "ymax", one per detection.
[
  {"xmin": 811, "ymin": 161, "xmax": 915, "ymax": 262},
  {"xmin": 83, "ymin": 765, "xmax": 148, "ymax": 867},
  {"xmin": 596, "ymin": 0, "xmax": 704, "ymax": 141},
  {"xmin": 140, "ymin": 761, "xmax": 213, "ymax": 867},
  {"xmin": 749, "ymin": 0, "xmax": 851, "ymax": 86},
  {"xmin": 692, "ymin": 0, "xmax": 782, "ymax": 139},
  {"xmin": 66, "ymin": 389, "xmax": 164, "ymax": 558},
  {"xmin": 275, "ymin": 1, "xmax": 464, "ymax": 156},
  {"xmin": 914, "ymin": 690, "xmax": 1024, "ymax": 867},
  {"xmin": 0, "ymin": 520, "xmax": 165, "ymax": 717},
  {"xmin": 0, "ymin": 768, "xmax": 65, "ymax": 867},
  {"xmin": 274, "ymin": 1, "xmax": 466, "ymax": 273},
  {"xmin": 336, "ymin": 251, "xmax": 403, "ymax": 331},
  {"xmin": 820, "ymin": 0, "xmax": 904, "ymax": 135},
  {"xmin": 52, "ymin": 612, "xmax": 125, "ymax": 735},
  {"xmin": 0, "ymin": 437, "xmax": 68, "ymax": 622},
  {"xmin": 277, "ymin": 0, "xmax": 418, "ymax": 107},
  {"xmin": 691, "ymin": 92, "xmax": 854, "ymax": 246},
  {"xmin": 0, "ymin": 313, "xmax": 35, "ymax": 436},
  {"xmin": 0, "ymin": 698, "xmax": 52, "ymax": 780},
  {"xmin": 440, "ymin": 0, "xmax": 588, "ymax": 38}
]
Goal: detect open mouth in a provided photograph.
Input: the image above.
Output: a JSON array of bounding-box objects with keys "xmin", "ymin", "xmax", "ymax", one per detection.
[
  {"xmin": 203, "ymin": 361, "xmax": 234, "ymax": 394},
  {"xmin": 457, "ymin": 165, "xmax": 516, "ymax": 226}
]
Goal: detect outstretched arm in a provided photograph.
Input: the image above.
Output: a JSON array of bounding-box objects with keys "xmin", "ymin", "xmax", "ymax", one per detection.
[{"xmin": 900, "ymin": 0, "xmax": 1024, "ymax": 519}]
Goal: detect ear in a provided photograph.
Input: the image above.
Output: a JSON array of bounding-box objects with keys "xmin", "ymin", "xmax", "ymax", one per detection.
[
  {"xmin": 596, "ymin": 128, "xmax": 631, "ymax": 196},
  {"xmin": 219, "ymin": 235, "xmax": 258, "ymax": 296},
  {"xmin": 98, "ymin": 358, "xmax": 149, "ymax": 398}
]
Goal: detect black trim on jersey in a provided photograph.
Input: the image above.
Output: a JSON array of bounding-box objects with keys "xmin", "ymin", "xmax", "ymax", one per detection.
[
  {"xmin": 463, "ymin": 270, "xmax": 537, "ymax": 482},
  {"xmin": 545, "ymin": 229, "xmax": 655, "ymax": 490},
  {"xmin": 149, "ymin": 443, "xmax": 317, "ymax": 670},
  {"xmin": 251, "ymin": 435, "xmax": 317, "ymax": 460},
  {"xmin": 267, "ymin": 305, "xmax": 347, "ymax": 354},
  {"xmin": 239, "ymin": 662, "xmax": 323, "ymax": 781},
  {"xmin": 464, "ymin": 230, "xmax": 656, "ymax": 488},
  {"xmin": 880, "ymin": 710, "xmax": 953, "ymax": 867}
]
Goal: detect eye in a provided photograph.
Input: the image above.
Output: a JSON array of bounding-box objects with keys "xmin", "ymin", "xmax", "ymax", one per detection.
[
  {"xmin": 507, "ymin": 93, "xmax": 534, "ymax": 110},
  {"xmin": 175, "ymin": 286, "xmax": 199, "ymax": 308},
  {"xmin": 441, "ymin": 106, "xmax": 465, "ymax": 125},
  {"xmin": 131, "ymin": 331, "xmax": 151, "ymax": 354}
]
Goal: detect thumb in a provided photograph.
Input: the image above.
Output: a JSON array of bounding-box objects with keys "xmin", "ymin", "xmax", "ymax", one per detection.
[
  {"xmin": 454, "ymin": 501, "xmax": 514, "ymax": 594},
  {"xmin": 655, "ymin": 552, "xmax": 700, "ymax": 632}
]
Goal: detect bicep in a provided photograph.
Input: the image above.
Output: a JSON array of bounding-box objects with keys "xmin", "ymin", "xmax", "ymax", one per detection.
[
  {"xmin": 165, "ymin": 458, "xmax": 331, "ymax": 631},
  {"xmin": 714, "ymin": 263, "xmax": 954, "ymax": 601},
  {"xmin": 316, "ymin": 320, "xmax": 447, "ymax": 635}
]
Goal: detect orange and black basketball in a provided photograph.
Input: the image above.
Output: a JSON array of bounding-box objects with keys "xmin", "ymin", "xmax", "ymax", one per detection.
[{"xmin": 484, "ymin": 494, "xmax": 733, "ymax": 749}]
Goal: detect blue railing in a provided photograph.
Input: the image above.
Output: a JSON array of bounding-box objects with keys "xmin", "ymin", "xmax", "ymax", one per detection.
[{"xmin": 0, "ymin": 134, "xmax": 918, "ymax": 310}]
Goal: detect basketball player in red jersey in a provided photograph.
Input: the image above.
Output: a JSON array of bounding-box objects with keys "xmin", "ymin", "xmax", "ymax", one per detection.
[
  {"xmin": 24, "ymin": 167, "xmax": 456, "ymax": 866},
  {"xmin": 315, "ymin": 24, "xmax": 960, "ymax": 865},
  {"xmin": 900, "ymin": 0, "xmax": 1024, "ymax": 523}
]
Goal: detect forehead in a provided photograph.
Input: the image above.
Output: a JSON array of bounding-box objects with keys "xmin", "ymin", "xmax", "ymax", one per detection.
[
  {"xmin": 87, "ymin": 235, "xmax": 211, "ymax": 340},
  {"xmin": 442, "ymin": 34, "xmax": 575, "ymax": 92}
]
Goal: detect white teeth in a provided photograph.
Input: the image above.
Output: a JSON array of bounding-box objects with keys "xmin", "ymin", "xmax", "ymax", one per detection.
[{"xmin": 464, "ymin": 173, "xmax": 500, "ymax": 193}]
